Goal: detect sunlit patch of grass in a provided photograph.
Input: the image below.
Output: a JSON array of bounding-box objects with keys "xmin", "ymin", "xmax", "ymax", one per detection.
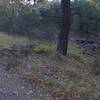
[
  {"xmin": 0, "ymin": 32, "xmax": 31, "ymax": 48},
  {"xmin": 0, "ymin": 32, "xmax": 45, "ymax": 49},
  {"xmin": 0, "ymin": 32, "xmax": 56, "ymax": 50},
  {"xmin": 68, "ymin": 49, "xmax": 86, "ymax": 62},
  {"xmin": 33, "ymin": 44, "xmax": 55, "ymax": 54},
  {"xmin": 68, "ymin": 42, "xmax": 91, "ymax": 64}
]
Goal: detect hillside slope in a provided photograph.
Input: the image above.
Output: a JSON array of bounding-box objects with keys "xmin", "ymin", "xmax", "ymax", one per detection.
[{"xmin": 0, "ymin": 32, "xmax": 100, "ymax": 100}]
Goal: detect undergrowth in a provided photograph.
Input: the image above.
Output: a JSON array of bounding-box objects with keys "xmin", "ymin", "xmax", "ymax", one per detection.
[{"xmin": 33, "ymin": 44, "xmax": 54, "ymax": 54}]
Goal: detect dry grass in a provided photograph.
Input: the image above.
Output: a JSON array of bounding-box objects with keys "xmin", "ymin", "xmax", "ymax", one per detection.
[
  {"xmin": 0, "ymin": 32, "xmax": 32, "ymax": 48},
  {"xmin": 22, "ymin": 53, "xmax": 98, "ymax": 100},
  {"xmin": 0, "ymin": 32, "xmax": 100, "ymax": 100}
]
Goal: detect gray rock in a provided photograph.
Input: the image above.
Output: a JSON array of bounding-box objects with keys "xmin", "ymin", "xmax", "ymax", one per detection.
[
  {"xmin": 0, "ymin": 92, "xmax": 7, "ymax": 100},
  {"xmin": 77, "ymin": 96, "xmax": 88, "ymax": 100},
  {"xmin": 10, "ymin": 89, "xmax": 18, "ymax": 96},
  {"xmin": 26, "ymin": 65, "xmax": 32, "ymax": 70},
  {"xmin": 21, "ymin": 87, "xmax": 25, "ymax": 90},
  {"xmin": 58, "ymin": 80, "xmax": 65, "ymax": 85},
  {"xmin": 26, "ymin": 90, "xmax": 33, "ymax": 95},
  {"xmin": 4, "ymin": 73, "xmax": 9, "ymax": 78},
  {"xmin": 45, "ymin": 96, "xmax": 52, "ymax": 100},
  {"xmin": 44, "ymin": 71, "xmax": 54, "ymax": 77}
]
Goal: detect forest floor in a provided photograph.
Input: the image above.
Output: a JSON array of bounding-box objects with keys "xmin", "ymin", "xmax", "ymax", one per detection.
[{"xmin": 0, "ymin": 32, "xmax": 100, "ymax": 100}]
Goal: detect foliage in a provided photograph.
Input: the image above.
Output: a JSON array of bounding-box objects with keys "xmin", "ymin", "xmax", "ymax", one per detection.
[
  {"xmin": 68, "ymin": 44, "xmax": 88, "ymax": 63},
  {"xmin": 0, "ymin": 0, "xmax": 100, "ymax": 39},
  {"xmin": 91, "ymin": 0, "xmax": 100, "ymax": 4},
  {"xmin": 0, "ymin": 3, "xmax": 60, "ymax": 39},
  {"xmin": 71, "ymin": 0, "xmax": 100, "ymax": 38},
  {"xmin": 0, "ymin": 32, "xmax": 33, "ymax": 48},
  {"xmin": 33, "ymin": 44, "xmax": 53, "ymax": 53}
]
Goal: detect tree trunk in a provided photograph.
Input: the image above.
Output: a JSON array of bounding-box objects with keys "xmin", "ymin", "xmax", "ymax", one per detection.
[{"xmin": 57, "ymin": 0, "xmax": 71, "ymax": 56}]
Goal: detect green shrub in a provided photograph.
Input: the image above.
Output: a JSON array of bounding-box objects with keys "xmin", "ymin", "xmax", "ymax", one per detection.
[
  {"xmin": 33, "ymin": 44, "xmax": 53, "ymax": 54},
  {"xmin": 68, "ymin": 47, "xmax": 87, "ymax": 63},
  {"xmin": 91, "ymin": 57, "xmax": 100, "ymax": 75}
]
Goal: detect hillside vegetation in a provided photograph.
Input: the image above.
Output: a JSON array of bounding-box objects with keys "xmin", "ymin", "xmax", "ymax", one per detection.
[
  {"xmin": 0, "ymin": 32, "xmax": 100, "ymax": 100},
  {"xmin": 0, "ymin": 0, "xmax": 100, "ymax": 99}
]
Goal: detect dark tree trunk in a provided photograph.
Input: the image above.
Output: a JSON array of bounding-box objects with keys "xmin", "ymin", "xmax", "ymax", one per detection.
[{"xmin": 57, "ymin": 0, "xmax": 71, "ymax": 56}]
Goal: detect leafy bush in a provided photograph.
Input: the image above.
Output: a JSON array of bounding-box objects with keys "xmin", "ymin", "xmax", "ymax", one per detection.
[
  {"xmin": 71, "ymin": 0, "xmax": 100, "ymax": 38},
  {"xmin": 33, "ymin": 44, "xmax": 53, "ymax": 54}
]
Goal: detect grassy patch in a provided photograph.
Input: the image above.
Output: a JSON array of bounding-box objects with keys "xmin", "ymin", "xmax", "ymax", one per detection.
[
  {"xmin": 0, "ymin": 32, "xmax": 31, "ymax": 48},
  {"xmin": 33, "ymin": 44, "xmax": 55, "ymax": 54},
  {"xmin": 68, "ymin": 42, "xmax": 92, "ymax": 64}
]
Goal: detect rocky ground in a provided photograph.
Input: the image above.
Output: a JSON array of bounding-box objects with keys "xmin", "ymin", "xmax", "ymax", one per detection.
[
  {"xmin": 0, "ymin": 56, "xmax": 91, "ymax": 100},
  {"xmin": 0, "ymin": 60, "xmax": 38, "ymax": 100},
  {"xmin": 0, "ymin": 32, "xmax": 100, "ymax": 100},
  {"xmin": 70, "ymin": 38, "xmax": 100, "ymax": 56},
  {"xmin": 0, "ymin": 61, "xmax": 55, "ymax": 100},
  {"xmin": 0, "ymin": 43, "xmax": 100, "ymax": 100}
]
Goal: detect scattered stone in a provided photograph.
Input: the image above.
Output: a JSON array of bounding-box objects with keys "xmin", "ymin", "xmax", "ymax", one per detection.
[
  {"xmin": 26, "ymin": 90, "xmax": 33, "ymax": 95},
  {"xmin": 45, "ymin": 96, "xmax": 52, "ymax": 100},
  {"xmin": 0, "ymin": 92, "xmax": 7, "ymax": 100},
  {"xmin": 21, "ymin": 87, "xmax": 25, "ymax": 90},
  {"xmin": 44, "ymin": 71, "xmax": 54, "ymax": 77},
  {"xmin": 58, "ymin": 80, "xmax": 65, "ymax": 85},
  {"xmin": 78, "ymin": 96, "xmax": 88, "ymax": 100},
  {"xmin": 10, "ymin": 89, "xmax": 18, "ymax": 96},
  {"xmin": 75, "ymin": 38, "xmax": 100, "ymax": 55},
  {"xmin": 94, "ymin": 91, "xmax": 100, "ymax": 100},
  {"xmin": 26, "ymin": 65, "xmax": 32, "ymax": 70},
  {"xmin": 4, "ymin": 73, "xmax": 9, "ymax": 78}
]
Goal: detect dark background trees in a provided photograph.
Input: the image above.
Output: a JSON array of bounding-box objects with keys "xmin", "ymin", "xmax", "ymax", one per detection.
[
  {"xmin": 0, "ymin": 0, "xmax": 100, "ymax": 40},
  {"xmin": 71, "ymin": 0, "xmax": 100, "ymax": 39}
]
